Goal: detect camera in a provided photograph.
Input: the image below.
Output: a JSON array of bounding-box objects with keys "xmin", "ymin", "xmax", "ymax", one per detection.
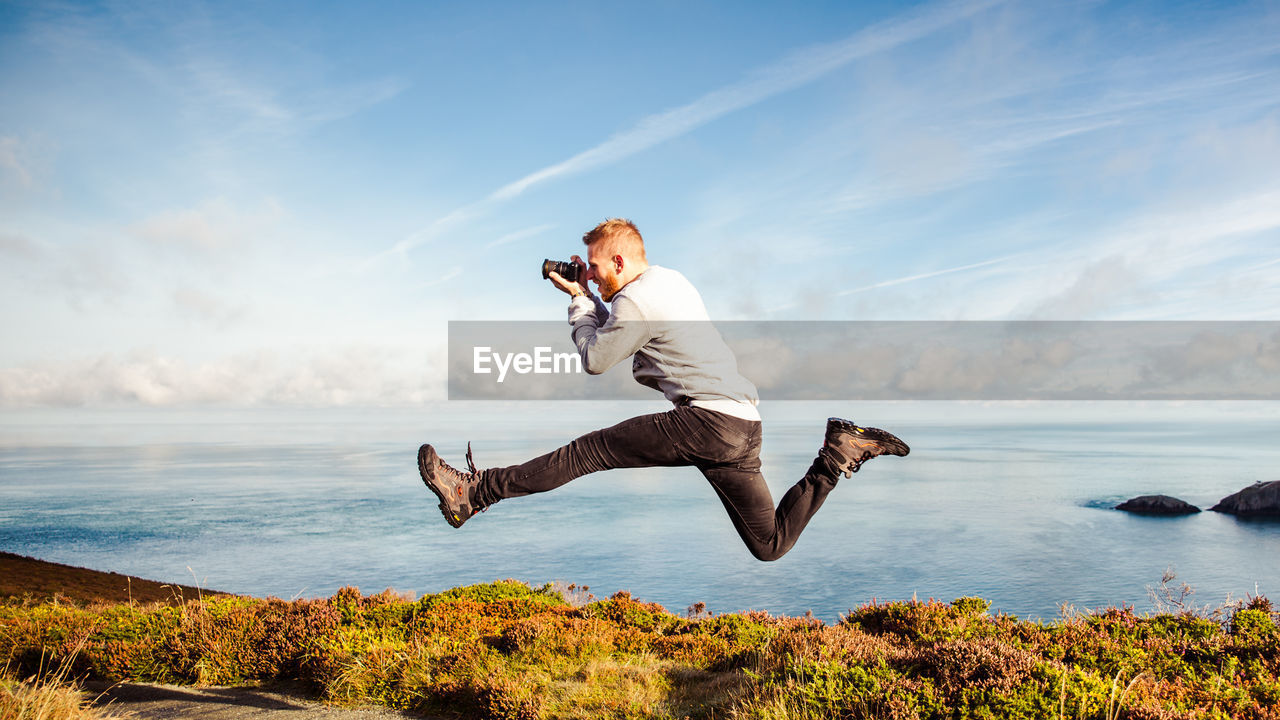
[{"xmin": 541, "ymin": 259, "xmax": 580, "ymax": 283}]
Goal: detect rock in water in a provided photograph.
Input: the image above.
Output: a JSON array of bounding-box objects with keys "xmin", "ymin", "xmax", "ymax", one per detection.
[
  {"xmin": 1211, "ymin": 481, "xmax": 1280, "ymax": 517},
  {"xmin": 1115, "ymin": 495, "xmax": 1201, "ymax": 515}
]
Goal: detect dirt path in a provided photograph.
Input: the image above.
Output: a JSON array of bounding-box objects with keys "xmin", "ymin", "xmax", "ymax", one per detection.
[{"xmin": 84, "ymin": 681, "xmax": 432, "ymax": 719}]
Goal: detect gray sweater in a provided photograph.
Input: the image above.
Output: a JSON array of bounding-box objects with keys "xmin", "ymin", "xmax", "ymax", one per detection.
[{"xmin": 567, "ymin": 265, "xmax": 760, "ymax": 421}]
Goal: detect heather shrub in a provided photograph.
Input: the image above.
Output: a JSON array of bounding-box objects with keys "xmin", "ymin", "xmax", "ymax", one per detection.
[
  {"xmin": 652, "ymin": 632, "xmax": 732, "ymax": 667},
  {"xmin": 495, "ymin": 616, "xmax": 551, "ymax": 656},
  {"xmin": 842, "ymin": 596, "xmax": 998, "ymax": 643},
  {"xmin": 1232, "ymin": 607, "xmax": 1278, "ymax": 641},
  {"xmin": 544, "ymin": 617, "xmax": 617, "ymax": 661},
  {"xmin": 247, "ymin": 597, "xmax": 342, "ymax": 677},
  {"xmin": 422, "ymin": 579, "xmax": 564, "ymax": 607},
  {"xmin": 1, "ymin": 604, "xmax": 102, "ymax": 680},
  {"xmin": 580, "ymin": 591, "xmax": 684, "ymax": 634},
  {"xmin": 332, "ymin": 586, "xmax": 413, "ymax": 629},
  {"xmin": 910, "ymin": 637, "xmax": 1038, "ymax": 695},
  {"xmin": 3, "ymin": 583, "xmax": 1279, "ymax": 719},
  {"xmin": 476, "ymin": 674, "xmax": 545, "ymax": 720}
]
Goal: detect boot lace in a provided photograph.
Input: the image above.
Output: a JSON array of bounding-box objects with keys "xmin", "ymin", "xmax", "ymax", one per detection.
[
  {"xmin": 440, "ymin": 442, "xmax": 484, "ymax": 514},
  {"xmin": 822, "ymin": 444, "xmax": 873, "ymax": 475}
]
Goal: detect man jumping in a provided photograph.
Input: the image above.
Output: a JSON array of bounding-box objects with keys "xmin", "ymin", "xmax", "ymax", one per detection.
[{"xmin": 418, "ymin": 218, "xmax": 908, "ymax": 561}]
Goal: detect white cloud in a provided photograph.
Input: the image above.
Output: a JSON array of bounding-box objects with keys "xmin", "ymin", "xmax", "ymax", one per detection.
[
  {"xmin": 0, "ymin": 232, "xmax": 43, "ymax": 261},
  {"xmin": 0, "ymin": 230, "xmax": 132, "ymax": 308},
  {"xmin": 130, "ymin": 197, "xmax": 284, "ymax": 257},
  {"xmin": 675, "ymin": 1, "xmax": 1280, "ymax": 323},
  {"xmin": 491, "ymin": 0, "xmax": 1004, "ymax": 202},
  {"xmin": 181, "ymin": 59, "xmax": 409, "ymax": 137},
  {"xmin": 836, "ymin": 256, "xmax": 1013, "ymax": 297},
  {"xmin": 485, "ymin": 223, "xmax": 557, "ymax": 250},
  {"xmin": 1022, "ymin": 256, "xmax": 1143, "ymax": 320},
  {"xmin": 0, "ymin": 137, "xmax": 34, "ymax": 188},
  {"xmin": 381, "ymin": 0, "xmax": 1007, "ymax": 258},
  {"xmin": 1016, "ymin": 188, "xmax": 1280, "ymax": 319},
  {"xmin": 19, "ymin": 2, "xmax": 406, "ymax": 152},
  {"xmin": 172, "ymin": 287, "xmax": 248, "ymax": 329},
  {"xmin": 0, "ymin": 346, "xmax": 445, "ymax": 408},
  {"xmin": 418, "ymin": 266, "xmax": 463, "ymax": 289},
  {"xmin": 369, "ymin": 203, "xmax": 487, "ymax": 267},
  {"xmin": 185, "ymin": 60, "xmax": 295, "ymax": 124}
]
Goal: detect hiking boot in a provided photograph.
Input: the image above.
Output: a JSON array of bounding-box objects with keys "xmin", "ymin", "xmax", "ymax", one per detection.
[
  {"xmin": 821, "ymin": 417, "xmax": 910, "ymax": 478},
  {"xmin": 418, "ymin": 443, "xmax": 484, "ymax": 528}
]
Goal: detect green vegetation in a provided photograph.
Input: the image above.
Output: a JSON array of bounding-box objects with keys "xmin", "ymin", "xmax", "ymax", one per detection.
[
  {"xmin": 2, "ymin": 580, "xmax": 1278, "ymax": 719},
  {"xmin": 2, "ymin": 632, "xmax": 124, "ymax": 720}
]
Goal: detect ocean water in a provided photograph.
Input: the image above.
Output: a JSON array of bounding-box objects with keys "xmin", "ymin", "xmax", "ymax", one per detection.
[{"xmin": 2, "ymin": 402, "xmax": 1278, "ymax": 622}]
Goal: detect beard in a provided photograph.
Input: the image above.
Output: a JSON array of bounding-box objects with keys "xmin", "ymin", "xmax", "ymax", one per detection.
[{"xmin": 598, "ymin": 273, "xmax": 621, "ymax": 301}]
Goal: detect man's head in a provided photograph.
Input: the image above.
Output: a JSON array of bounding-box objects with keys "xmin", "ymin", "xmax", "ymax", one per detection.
[{"xmin": 582, "ymin": 218, "xmax": 649, "ymax": 301}]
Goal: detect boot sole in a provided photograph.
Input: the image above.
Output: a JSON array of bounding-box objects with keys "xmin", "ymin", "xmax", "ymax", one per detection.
[
  {"xmin": 418, "ymin": 444, "xmax": 466, "ymax": 528},
  {"xmin": 827, "ymin": 417, "xmax": 910, "ymax": 456}
]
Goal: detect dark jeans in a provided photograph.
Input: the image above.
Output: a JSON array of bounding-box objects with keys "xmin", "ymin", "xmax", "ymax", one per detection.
[{"xmin": 475, "ymin": 405, "xmax": 839, "ymax": 561}]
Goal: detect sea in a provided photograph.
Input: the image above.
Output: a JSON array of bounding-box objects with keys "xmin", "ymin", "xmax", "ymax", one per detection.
[{"xmin": 2, "ymin": 401, "xmax": 1278, "ymax": 623}]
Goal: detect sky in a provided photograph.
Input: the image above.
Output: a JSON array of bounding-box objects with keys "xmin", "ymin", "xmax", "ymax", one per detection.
[{"xmin": 1, "ymin": 0, "xmax": 1278, "ymax": 407}]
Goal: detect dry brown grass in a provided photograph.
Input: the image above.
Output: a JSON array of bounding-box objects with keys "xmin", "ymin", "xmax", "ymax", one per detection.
[
  {"xmin": 0, "ymin": 553, "xmax": 225, "ymax": 606},
  {"xmin": 2, "ymin": 632, "xmax": 131, "ymax": 720},
  {"xmin": 0, "ymin": 676, "xmax": 130, "ymax": 720}
]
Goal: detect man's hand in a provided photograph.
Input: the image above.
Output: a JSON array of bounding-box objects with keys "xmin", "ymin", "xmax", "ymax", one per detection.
[{"xmin": 548, "ymin": 255, "xmax": 591, "ymax": 298}]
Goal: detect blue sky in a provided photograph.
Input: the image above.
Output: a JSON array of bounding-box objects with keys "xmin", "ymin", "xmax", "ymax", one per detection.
[{"xmin": 1, "ymin": 0, "xmax": 1278, "ymax": 407}]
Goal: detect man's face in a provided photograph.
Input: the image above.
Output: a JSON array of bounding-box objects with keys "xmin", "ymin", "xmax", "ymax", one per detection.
[{"xmin": 585, "ymin": 244, "xmax": 622, "ymax": 301}]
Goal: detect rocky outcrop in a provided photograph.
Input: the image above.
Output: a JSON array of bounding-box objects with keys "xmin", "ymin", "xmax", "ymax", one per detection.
[
  {"xmin": 1115, "ymin": 495, "xmax": 1200, "ymax": 515},
  {"xmin": 1211, "ymin": 481, "xmax": 1280, "ymax": 517}
]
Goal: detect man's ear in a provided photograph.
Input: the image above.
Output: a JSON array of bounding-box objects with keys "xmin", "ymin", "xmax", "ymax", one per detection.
[{"xmin": 612, "ymin": 254, "xmax": 624, "ymax": 273}]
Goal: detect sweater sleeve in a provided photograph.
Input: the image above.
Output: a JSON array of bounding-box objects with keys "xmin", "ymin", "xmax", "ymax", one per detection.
[{"xmin": 567, "ymin": 294, "xmax": 651, "ymax": 375}]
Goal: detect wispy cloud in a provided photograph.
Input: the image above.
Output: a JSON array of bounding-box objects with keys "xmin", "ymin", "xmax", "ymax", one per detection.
[
  {"xmin": 129, "ymin": 198, "xmax": 284, "ymax": 262},
  {"xmin": 380, "ymin": 0, "xmax": 1005, "ymax": 259},
  {"xmin": 0, "ymin": 232, "xmax": 43, "ymax": 261},
  {"xmin": 25, "ymin": 3, "xmax": 407, "ymax": 142},
  {"xmin": 0, "ymin": 228, "xmax": 132, "ymax": 308},
  {"xmin": 0, "ymin": 347, "xmax": 443, "ymax": 407},
  {"xmin": 365, "ymin": 204, "xmax": 487, "ymax": 268},
  {"xmin": 807, "ymin": 9, "xmax": 1280, "ymax": 220},
  {"xmin": 974, "ymin": 182, "xmax": 1280, "ymax": 321},
  {"xmin": 186, "ymin": 60, "xmax": 295, "ymax": 124},
  {"xmin": 183, "ymin": 60, "xmax": 409, "ymax": 137},
  {"xmin": 677, "ymin": 1, "xmax": 1280, "ymax": 323},
  {"xmin": 419, "ymin": 266, "xmax": 463, "ymax": 288},
  {"xmin": 172, "ymin": 287, "xmax": 248, "ymax": 329},
  {"xmin": 0, "ymin": 137, "xmax": 34, "ymax": 187},
  {"xmin": 836, "ymin": 256, "xmax": 1013, "ymax": 297},
  {"xmin": 485, "ymin": 223, "xmax": 557, "ymax": 249}
]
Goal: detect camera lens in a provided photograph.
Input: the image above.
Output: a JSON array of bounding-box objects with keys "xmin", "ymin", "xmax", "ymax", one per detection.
[{"xmin": 541, "ymin": 259, "xmax": 579, "ymax": 282}]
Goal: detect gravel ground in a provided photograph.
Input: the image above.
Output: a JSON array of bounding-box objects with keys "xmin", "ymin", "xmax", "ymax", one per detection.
[{"xmin": 84, "ymin": 682, "xmax": 432, "ymax": 720}]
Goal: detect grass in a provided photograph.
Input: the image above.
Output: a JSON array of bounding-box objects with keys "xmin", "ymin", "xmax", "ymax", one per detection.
[
  {"xmin": 2, "ymin": 577, "xmax": 1278, "ymax": 719},
  {"xmin": 0, "ymin": 675, "xmax": 131, "ymax": 720},
  {"xmin": 2, "ymin": 633, "xmax": 130, "ymax": 720},
  {"xmin": 0, "ymin": 553, "xmax": 223, "ymax": 607}
]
